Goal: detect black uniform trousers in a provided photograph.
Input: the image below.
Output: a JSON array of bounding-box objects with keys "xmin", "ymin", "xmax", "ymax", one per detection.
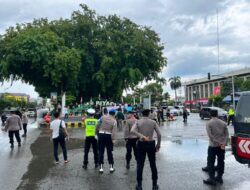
[
  {"xmin": 126, "ymin": 138, "xmax": 139, "ymax": 164},
  {"xmin": 183, "ymin": 114, "xmax": 187, "ymax": 122},
  {"xmin": 207, "ymin": 146, "xmax": 225, "ymax": 178},
  {"xmin": 53, "ymin": 137, "xmax": 67, "ymax": 162},
  {"xmin": 98, "ymin": 133, "xmax": 114, "ymax": 165},
  {"xmin": 9, "ymin": 130, "xmax": 21, "ymax": 144},
  {"xmin": 84, "ymin": 136, "xmax": 98, "ymax": 165},
  {"xmin": 23, "ymin": 123, "xmax": 27, "ymax": 135},
  {"xmin": 228, "ymin": 115, "xmax": 234, "ymax": 125},
  {"xmin": 137, "ymin": 141, "xmax": 158, "ymax": 186}
]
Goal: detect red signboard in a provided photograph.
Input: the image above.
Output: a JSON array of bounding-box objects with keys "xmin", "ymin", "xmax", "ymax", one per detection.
[
  {"xmin": 237, "ymin": 137, "xmax": 250, "ymax": 159},
  {"xmin": 214, "ymin": 86, "xmax": 221, "ymax": 95},
  {"xmin": 184, "ymin": 98, "xmax": 209, "ymax": 105}
]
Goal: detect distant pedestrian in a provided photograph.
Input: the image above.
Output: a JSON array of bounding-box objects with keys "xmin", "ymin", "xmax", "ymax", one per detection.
[
  {"xmin": 50, "ymin": 111, "xmax": 69, "ymax": 164},
  {"xmin": 96, "ymin": 109, "xmax": 117, "ymax": 173},
  {"xmin": 149, "ymin": 109, "xmax": 158, "ymax": 123},
  {"xmin": 22, "ymin": 111, "xmax": 28, "ymax": 137},
  {"xmin": 57, "ymin": 103, "xmax": 62, "ymax": 114},
  {"xmin": 131, "ymin": 109, "xmax": 161, "ymax": 190},
  {"xmin": 157, "ymin": 108, "xmax": 161, "ymax": 124},
  {"xmin": 4, "ymin": 111, "xmax": 22, "ymax": 148},
  {"xmin": 203, "ymin": 109, "xmax": 229, "ymax": 186},
  {"xmin": 64, "ymin": 106, "xmax": 69, "ymax": 119},
  {"xmin": 227, "ymin": 106, "xmax": 235, "ymax": 125},
  {"xmin": 183, "ymin": 107, "xmax": 188, "ymax": 122},
  {"xmin": 124, "ymin": 111, "xmax": 138, "ymax": 169},
  {"xmin": 116, "ymin": 108, "xmax": 125, "ymax": 131},
  {"xmin": 1, "ymin": 113, "xmax": 7, "ymax": 126},
  {"xmin": 82, "ymin": 109, "xmax": 99, "ymax": 169}
]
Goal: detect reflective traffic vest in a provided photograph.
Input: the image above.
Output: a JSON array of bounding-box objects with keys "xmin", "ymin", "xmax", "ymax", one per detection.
[
  {"xmin": 228, "ymin": 108, "xmax": 235, "ymax": 116},
  {"xmin": 84, "ymin": 118, "xmax": 98, "ymax": 137}
]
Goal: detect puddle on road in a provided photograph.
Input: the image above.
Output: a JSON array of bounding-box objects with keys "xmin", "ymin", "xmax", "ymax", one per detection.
[{"xmin": 161, "ymin": 138, "xmax": 208, "ymax": 161}]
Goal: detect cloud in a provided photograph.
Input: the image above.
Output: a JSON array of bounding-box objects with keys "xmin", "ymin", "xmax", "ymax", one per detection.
[{"xmin": 0, "ymin": 0, "xmax": 249, "ymax": 98}]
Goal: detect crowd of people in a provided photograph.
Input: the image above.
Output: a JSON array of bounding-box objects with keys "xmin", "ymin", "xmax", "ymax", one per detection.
[
  {"xmin": 1, "ymin": 103, "xmax": 230, "ymax": 189},
  {"xmin": 49, "ymin": 107, "xmax": 162, "ymax": 190}
]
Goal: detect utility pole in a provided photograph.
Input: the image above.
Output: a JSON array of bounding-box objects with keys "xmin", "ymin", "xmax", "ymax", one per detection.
[
  {"xmin": 217, "ymin": 8, "xmax": 220, "ymax": 74},
  {"xmin": 232, "ymin": 75, "xmax": 235, "ymax": 109},
  {"xmin": 149, "ymin": 93, "xmax": 152, "ymax": 109}
]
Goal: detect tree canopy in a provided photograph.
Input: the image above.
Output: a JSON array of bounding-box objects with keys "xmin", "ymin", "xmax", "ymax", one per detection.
[{"xmin": 0, "ymin": 4, "xmax": 167, "ymax": 101}]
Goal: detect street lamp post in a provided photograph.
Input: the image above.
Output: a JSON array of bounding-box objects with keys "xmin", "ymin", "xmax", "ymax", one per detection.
[{"xmin": 232, "ymin": 75, "xmax": 235, "ymax": 110}]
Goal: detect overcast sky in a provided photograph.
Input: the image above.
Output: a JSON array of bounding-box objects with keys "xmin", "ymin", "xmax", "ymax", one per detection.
[{"xmin": 0, "ymin": 0, "xmax": 249, "ymax": 98}]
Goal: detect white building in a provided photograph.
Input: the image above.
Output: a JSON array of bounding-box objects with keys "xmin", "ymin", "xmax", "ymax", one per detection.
[{"xmin": 183, "ymin": 67, "xmax": 250, "ymax": 107}]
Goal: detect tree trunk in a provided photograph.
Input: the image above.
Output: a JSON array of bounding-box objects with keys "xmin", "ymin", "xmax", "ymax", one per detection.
[
  {"xmin": 174, "ymin": 89, "xmax": 177, "ymax": 105},
  {"xmin": 61, "ymin": 92, "xmax": 66, "ymax": 116}
]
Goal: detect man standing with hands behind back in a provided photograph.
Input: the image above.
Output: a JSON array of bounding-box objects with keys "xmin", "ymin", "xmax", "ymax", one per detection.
[
  {"xmin": 203, "ymin": 109, "xmax": 229, "ymax": 186},
  {"xmin": 131, "ymin": 109, "xmax": 161, "ymax": 190}
]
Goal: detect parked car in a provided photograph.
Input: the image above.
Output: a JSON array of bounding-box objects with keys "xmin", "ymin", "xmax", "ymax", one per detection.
[
  {"xmin": 199, "ymin": 107, "xmax": 228, "ymax": 121},
  {"xmin": 26, "ymin": 108, "xmax": 36, "ymax": 117},
  {"xmin": 168, "ymin": 106, "xmax": 179, "ymax": 116},
  {"xmin": 174, "ymin": 106, "xmax": 190, "ymax": 116}
]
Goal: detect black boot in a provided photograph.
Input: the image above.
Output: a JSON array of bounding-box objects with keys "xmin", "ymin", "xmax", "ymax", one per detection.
[
  {"xmin": 18, "ymin": 142, "xmax": 21, "ymax": 147},
  {"xmin": 136, "ymin": 185, "xmax": 142, "ymax": 190},
  {"xmin": 203, "ymin": 178, "xmax": 216, "ymax": 186},
  {"xmin": 215, "ymin": 175, "xmax": 223, "ymax": 184},
  {"xmin": 10, "ymin": 143, "xmax": 14, "ymax": 148},
  {"xmin": 152, "ymin": 184, "xmax": 159, "ymax": 190},
  {"xmin": 126, "ymin": 161, "xmax": 130, "ymax": 169},
  {"xmin": 201, "ymin": 166, "xmax": 209, "ymax": 172},
  {"xmin": 82, "ymin": 164, "xmax": 87, "ymax": 170}
]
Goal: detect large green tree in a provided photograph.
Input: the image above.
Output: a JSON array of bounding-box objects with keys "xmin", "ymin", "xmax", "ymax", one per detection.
[
  {"xmin": 0, "ymin": 27, "xmax": 81, "ymax": 97},
  {"xmin": 0, "ymin": 4, "xmax": 167, "ymax": 102},
  {"xmin": 221, "ymin": 77, "xmax": 250, "ymax": 97}
]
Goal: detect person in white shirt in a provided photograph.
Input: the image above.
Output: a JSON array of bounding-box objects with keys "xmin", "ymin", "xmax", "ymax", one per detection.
[
  {"xmin": 64, "ymin": 106, "xmax": 69, "ymax": 119},
  {"xmin": 50, "ymin": 111, "xmax": 69, "ymax": 164}
]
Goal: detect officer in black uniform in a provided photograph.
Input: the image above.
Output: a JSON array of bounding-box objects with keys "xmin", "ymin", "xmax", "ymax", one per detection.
[
  {"xmin": 124, "ymin": 110, "xmax": 138, "ymax": 169},
  {"xmin": 131, "ymin": 109, "xmax": 161, "ymax": 190}
]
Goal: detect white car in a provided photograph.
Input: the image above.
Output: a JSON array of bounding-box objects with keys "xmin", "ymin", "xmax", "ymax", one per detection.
[
  {"xmin": 26, "ymin": 108, "xmax": 36, "ymax": 117},
  {"xmin": 168, "ymin": 106, "xmax": 179, "ymax": 116},
  {"xmin": 175, "ymin": 106, "xmax": 190, "ymax": 115}
]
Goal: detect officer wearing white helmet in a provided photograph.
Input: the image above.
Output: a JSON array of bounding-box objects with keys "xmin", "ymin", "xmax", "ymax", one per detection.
[
  {"xmin": 96, "ymin": 109, "xmax": 117, "ymax": 174},
  {"xmin": 82, "ymin": 108, "xmax": 99, "ymax": 169}
]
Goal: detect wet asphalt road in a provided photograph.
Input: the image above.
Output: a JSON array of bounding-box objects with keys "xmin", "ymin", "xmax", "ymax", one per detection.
[{"xmin": 1, "ymin": 114, "xmax": 250, "ymax": 190}]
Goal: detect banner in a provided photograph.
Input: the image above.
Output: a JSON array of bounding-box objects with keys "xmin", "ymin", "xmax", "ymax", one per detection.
[{"xmin": 214, "ymin": 86, "xmax": 221, "ymax": 96}]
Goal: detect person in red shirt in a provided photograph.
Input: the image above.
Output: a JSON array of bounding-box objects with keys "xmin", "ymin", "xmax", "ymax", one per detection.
[{"xmin": 44, "ymin": 113, "xmax": 51, "ymax": 124}]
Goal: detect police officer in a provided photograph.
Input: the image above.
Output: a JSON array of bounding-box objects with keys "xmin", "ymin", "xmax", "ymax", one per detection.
[
  {"xmin": 5, "ymin": 111, "xmax": 22, "ymax": 148},
  {"xmin": 96, "ymin": 109, "xmax": 117, "ymax": 173},
  {"xmin": 203, "ymin": 109, "xmax": 229, "ymax": 186},
  {"xmin": 124, "ymin": 110, "xmax": 138, "ymax": 169},
  {"xmin": 228, "ymin": 105, "xmax": 235, "ymax": 125},
  {"xmin": 83, "ymin": 108, "xmax": 99, "ymax": 169},
  {"xmin": 131, "ymin": 109, "xmax": 161, "ymax": 190}
]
